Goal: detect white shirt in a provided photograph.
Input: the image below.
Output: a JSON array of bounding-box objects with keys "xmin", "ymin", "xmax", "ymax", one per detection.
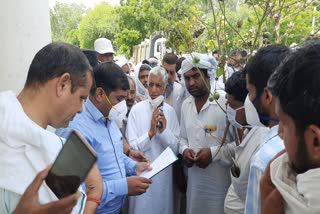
[
  {"xmin": 221, "ymin": 127, "xmax": 269, "ymax": 214},
  {"xmin": 164, "ymin": 81, "xmax": 185, "ymax": 121},
  {"xmin": 271, "ymin": 153, "xmax": 320, "ymax": 214},
  {"xmin": 126, "ymin": 100, "xmax": 180, "ymax": 214},
  {"xmin": 179, "ymin": 91, "xmax": 232, "ymax": 214},
  {"xmin": 0, "ymin": 91, "xmax": 85, "ymax": 214}
]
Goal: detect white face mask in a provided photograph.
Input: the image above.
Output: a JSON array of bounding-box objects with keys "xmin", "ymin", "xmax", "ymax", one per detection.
[
  {"xmin": 108, "ymin": 100, "xmax": 128, "ymax": 128},
  {"xmin": 227, "ymin": 106, "xmax": 244, "ymax": 129},
  {"xmin": 244, "ymin": 95, "xmax": 265, "ymax": 127},
  {"xmin": 148, "ymin": 95, "xmax": 164, "ymax": 109}
]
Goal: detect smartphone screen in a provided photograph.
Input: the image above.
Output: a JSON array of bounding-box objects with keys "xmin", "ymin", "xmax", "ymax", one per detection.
[{"xmin": 45, "ymin": 131, "xmax": 97, "ymax": 199}]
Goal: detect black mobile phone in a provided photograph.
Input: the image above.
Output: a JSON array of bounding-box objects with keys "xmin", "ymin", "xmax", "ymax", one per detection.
[
  {"xmin": 45, "ymin": 130, "xmax": 97, "ymax": 199},
  {"xmin": 156, "ymin": 103, "xmax": 164, "ymax": 129}
]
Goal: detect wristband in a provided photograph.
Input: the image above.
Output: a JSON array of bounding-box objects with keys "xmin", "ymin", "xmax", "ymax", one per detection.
[{"xmin": 87, "ymin": 196, "xmax": 101, "ymax": 206}]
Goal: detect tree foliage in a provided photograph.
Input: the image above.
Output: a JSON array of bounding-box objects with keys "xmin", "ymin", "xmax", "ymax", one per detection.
[
  {"xmin": 160, "ymin": 0, "xmax": 206, "ymax": 54},
  {"xmin": 117, "ymin": 0, "xmax": 162, "ymax": 40},
  {"xmin": 50, "ymin": 2, "xmax": 86, "ymax": 44},
  {"xmin": 114, "ymin": 29, "xmax": 141, "ymax": 56},
  {"xmin": 78, "ymin": 3, "xmax": 119, "ymax": 49},
  {"xmin": 50, "ymin": 0, "xmax": 320, "ymax": 58}
]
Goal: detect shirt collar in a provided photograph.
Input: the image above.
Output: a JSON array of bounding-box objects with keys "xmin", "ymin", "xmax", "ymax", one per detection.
[
  {"xmin": 265, "ymin": 125, "xmax": 279, "ymax": 142},
  {"xmin": 85, "ymin": 97, "xmax": 105, "ymax": 123},
  {"xmin": 189, "ymin": 95, "xmax": 218, "ymax": 113},
  {"xmin": 270, "ymin": 125, "xmax": 279, "ymax": 134}
]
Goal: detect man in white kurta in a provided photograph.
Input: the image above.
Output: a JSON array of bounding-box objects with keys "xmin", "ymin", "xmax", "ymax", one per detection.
[
  {"xmin": 0, "ymin": 43, "xmax": 101, "ymax": 213},
  {"xmin": 162, "ymin": 53, "xmax": 186, "ymax": 121},
  {"xmin": 164, "ymin": 81, "xmax": 184, "ymax": 120},
  {"xmin": 179, "ymin": 56, "xmax": 231, "ymax": 214},
  {"xmin": 216, "ymin": 127, "xmax": 269, "ymax": 213},
  {"xmin": 213, "ymin": 71, "xmax": 270, "ymax": 214},
  {"xmin": 126, "ymin": 67, "xmax": 180, "ymax": 214}
]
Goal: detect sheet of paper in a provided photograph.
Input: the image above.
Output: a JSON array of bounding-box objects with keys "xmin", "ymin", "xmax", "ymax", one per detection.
[{"xmin": 140, "ymin": 147, "xmax": 178, "ymax": 179}]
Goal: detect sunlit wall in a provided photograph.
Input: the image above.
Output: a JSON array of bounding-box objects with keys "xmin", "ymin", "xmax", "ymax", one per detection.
[{"xmin": 0, "ymin": 0, "xmax": 51, "ymax": 92}]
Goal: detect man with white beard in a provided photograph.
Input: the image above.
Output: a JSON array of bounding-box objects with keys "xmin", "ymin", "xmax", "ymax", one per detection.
[
  {"xmin": 126, "ymin": 66, "xmax": 180, "ymax": 214},
  {"xmin": 261, "ymin": 40, "xmax": 320, "ymax": 214}
]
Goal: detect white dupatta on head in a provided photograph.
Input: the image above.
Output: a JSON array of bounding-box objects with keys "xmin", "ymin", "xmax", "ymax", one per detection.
[
  {"xmin": 271, "ymin": 153, "xmax": 320, "ymax": 214},
  {"xmin": 134, "ymin": 63, "xmax": 151, "ymax": 100},
  {"xmin": 178, "ymin": 53, "xmax": 223, "ymax": 92}
]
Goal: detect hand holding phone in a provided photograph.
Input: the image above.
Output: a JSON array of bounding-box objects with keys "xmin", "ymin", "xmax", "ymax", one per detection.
[
  {"xmin": 149, "ymin": 104, "xmax": 166, "ymax": 138},
  {"xmin": 13, "ymin": 166, "xmax": 81, "ymax": 214},
  {"xmin": 45, "ymin": 130, "xmax": 97, "ymax": 199},
  {"xmin": 156, "ymin": 108, "xmax": 163, "ymax": 129}
]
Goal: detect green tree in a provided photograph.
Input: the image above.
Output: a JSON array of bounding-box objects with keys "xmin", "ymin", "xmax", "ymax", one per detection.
[
  {"xmin": 114, "ymin": 29, "xmax": 141, "ymax": 57},
  {"xmin": 67, "ymin": 29, "xmax": 80, "ymax": 47},
  {"xmin": 202, "ymin": 0, "xmax": 319, "ymax": 54},
  {"xmin": 50, "ymin": 2, "xmax": 86, "ymax": 43},
  {"xmin": 50, "ymin": 0, "xmax": 320, "ymax": 65},
  {"xmin": 118, "ymin": 0, "xmax": 162, "ymax": 40},
  {"xmin": 78, "ymin": 3, "xmax": 119, "ymax": 49},
  {"xmin": 160, "ymin": 0, "xmax": 205, "ymax": 54}
]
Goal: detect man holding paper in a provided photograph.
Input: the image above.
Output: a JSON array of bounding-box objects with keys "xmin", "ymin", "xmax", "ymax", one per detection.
[
  {"xmin": 126, "ymin": 66, "xmax": 180, "ymax": 214},
  {"xmin": 56, "ymin": 62, "xmax": 152, "ymax": 214}
]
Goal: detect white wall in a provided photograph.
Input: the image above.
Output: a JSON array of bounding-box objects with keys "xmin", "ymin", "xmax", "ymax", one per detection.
[{"xmin": 0, "ymin": 0, "xmax": 51, "ymax": 93}]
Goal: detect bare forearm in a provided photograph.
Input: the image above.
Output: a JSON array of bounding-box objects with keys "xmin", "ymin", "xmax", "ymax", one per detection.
[
  {"xmin": 123, "ymin": 137, "xmax": 131, "ymax": 156},
  {"xmin": 84, "ymin": 164, "xmax": 103, "ymax": 213}
]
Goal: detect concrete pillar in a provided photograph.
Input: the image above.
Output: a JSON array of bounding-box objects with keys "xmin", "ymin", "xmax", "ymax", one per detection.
[{"xmin": 0, "ymin": 0, "xmax": 51, "ymax": 93}]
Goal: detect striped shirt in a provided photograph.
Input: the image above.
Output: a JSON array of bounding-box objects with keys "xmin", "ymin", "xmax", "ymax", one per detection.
[{"xmin": 244, "ymin": 125, "xmax": 284, "ymax": 214}]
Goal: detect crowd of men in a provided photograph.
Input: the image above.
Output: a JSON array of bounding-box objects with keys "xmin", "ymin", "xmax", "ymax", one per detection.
[{"xmin": 0, "ymin": 36, "xmax": 320, "ymax": 214}]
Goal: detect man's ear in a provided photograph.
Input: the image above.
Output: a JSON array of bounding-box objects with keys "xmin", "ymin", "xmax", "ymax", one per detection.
[
  {"xmin": 95, "ymin": 87, "xmax": 105, "ymax": 102},
  {"xmin": 306, "ymin": 124, "xmax": 320, "ymax": 161},
  {"xmin": 56, "ymin": 73, "xmax": 71, "ymax": 97},
  {"xmin": 262, "ymin": 87, "xmax": 273, "ymax": 106}
]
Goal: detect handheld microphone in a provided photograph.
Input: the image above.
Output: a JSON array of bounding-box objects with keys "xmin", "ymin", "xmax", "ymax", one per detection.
[{"xmin": 156, "ymin": 103, "xmax": 164, "ymax": 129}]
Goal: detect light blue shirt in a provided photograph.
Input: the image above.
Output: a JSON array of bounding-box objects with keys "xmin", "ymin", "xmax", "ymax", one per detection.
[
  {"xmin": 244, "ymin": 125, "xmax": 284, "ymax": 214},
  {"xmin": 56, "ymin": 98, "xmax": 137, "ymax": 214}
]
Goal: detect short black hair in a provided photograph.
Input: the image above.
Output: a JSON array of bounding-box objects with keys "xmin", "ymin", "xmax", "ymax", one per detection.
[
  {"xmin": 82, "ymin": 49, "xmax": 98, "ymax": 68},
  {"xmin": 268, "ymin": 40, "xmax": 320, "ymax": 135},
  {"xmin": 212, "ymin": 50, "xmax": 219, "ymax": 55},
  {"xmin": 225, "ymin": 71, "xmax": 247, "ymax": 102},
  {"xmin": 142, "ymin": 59, "xmax": 150, "ymax": 65},
  {"xmin": 90, "ymin": 62, "xmax": 129, "ymax": 95},
  {"xmin": 162, "ymin": 53, "xmax": 178, "ymax": 65},
  {"xmin": 243, "ymin": 44, "xmax": 290, "ymax": 96},
  {"xmin": 25, "ymin": 43, "xmax": 92, "ymax": 92},
  {"xmin": 176, "ymin": 57, "xmax": 185, "ymax": 73}
]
